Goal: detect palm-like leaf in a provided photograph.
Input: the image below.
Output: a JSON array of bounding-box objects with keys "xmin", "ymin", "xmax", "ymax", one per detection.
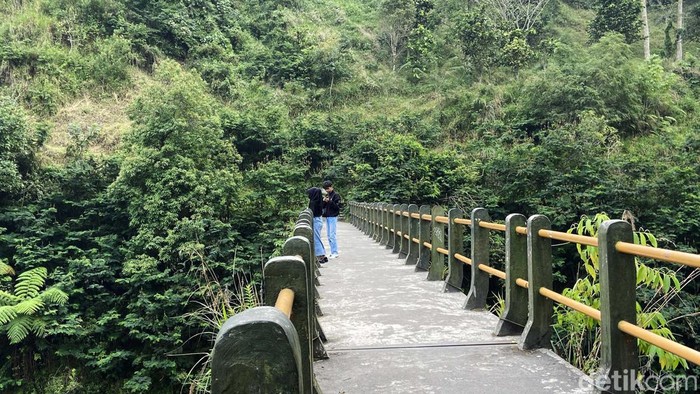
[
  {"xmin": 14, "ymin": 299, "xmax": 44, "ymax": 315},
  {"xmin": 32, "ymin": 319, "xmax": 47, "ymax": 338},
  {"xmin": 0, "ymin": 261, "xmax": 14, "ymax": 276},
  {"xmin": 7, "ymin": 315, "xmax": 32, "ymax": 344},
  {"xmin": 0, "ymin": 290, "xmax": 21, "ymax": 306},
  {"xmin": 39, "ymin": 287, "xmax": 68, "ymax": 305},
  {"xmin": 14, "ymin": 267, "xmax": 47, "ymax": 299},
  {"xmin": 0, "ymin": 305, "xmax": 17, "ymax": 325}
]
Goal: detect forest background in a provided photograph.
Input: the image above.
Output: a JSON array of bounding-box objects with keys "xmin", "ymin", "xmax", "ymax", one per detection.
[{"xmin": 0, "ymin": 0, "xmax": 699, "ymax": 392}]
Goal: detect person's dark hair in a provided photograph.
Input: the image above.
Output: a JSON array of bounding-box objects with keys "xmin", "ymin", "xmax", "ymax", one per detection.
[{"xmin": 322, "ymin": 180, "xmax": 333, "ymax": 189}]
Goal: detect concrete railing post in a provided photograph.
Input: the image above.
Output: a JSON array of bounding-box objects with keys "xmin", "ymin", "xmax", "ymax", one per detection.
[
  {"xmin": 283, "ymin": 236, "xmax": 327, "ymax": 362},
  {"xmin": 427, "ymin": 205, "xmax": 445, "ymax": 281},
  {"xmin": 383, "ymin": 203, "xmax": 392, "ymax": 248},
  {"xmin": 391, "ymin": 204, "xmax": 401, "ymax": 254},
  {"xmin": 464, "ymin": 208, "xmax": 490, "ymax": 309},
  {"xmin": 494, "ymin": 213, "xmax": 528, "ymax": 336},
  {"xmin": 519, "ymin": 215, "xmax": 553, "ymax": 350},
  {"xmin": 405, "ymin": 204, "xmax": 420, "ymax": 265},
  {"xmin": 211, "ymin": 307, "xmax": 304, "ymax": 394},
  {"xmin": 377, "ymin": 202, "xmax": 386, "ymax": 245},
  {"xmin": 444, "ymin": 208, "xmax": 464, "ymax": 293},
  {"xmin": 386, "ymin": 204, "xmax": 395, "ymax": 251},
  {"xmin": 416, "ymin": 205, "xmax": 431, "ymax": 271},
  {"xmin": 373, "ymin": 203, "xmax": 381, "ymax": 242},
  {"xmin": 598, "ymin": 220, "xmax": 638, "ymax": 393},
  {"xmin": 365, "ymin": 203, "xmax": 370, "ymax": 235},
  {"xmin": 399, "ymin": 203, "xmax": 409, "ymax": 258},
  {"xmin": 263, "ymin": 256, "xmax": 313, "ymax": 392}
]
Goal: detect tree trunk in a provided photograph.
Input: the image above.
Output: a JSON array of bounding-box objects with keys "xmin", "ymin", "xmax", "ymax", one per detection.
[
  {"xmin": 641, "ymin": 0, "xmax": 650, "ymax": 60},
  {"xmin": 677, "ymin": 0, "xmax": 683, "ymax": 61}
]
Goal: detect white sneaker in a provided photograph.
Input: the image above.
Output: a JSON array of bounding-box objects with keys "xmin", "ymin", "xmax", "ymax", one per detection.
[{"xmin": 329, "ymin": 253, "xmax": 339, "ymax": 259}]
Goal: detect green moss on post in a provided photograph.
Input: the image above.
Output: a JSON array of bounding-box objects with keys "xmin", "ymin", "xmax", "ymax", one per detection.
[
  {"xmin": 494, "ymin": 213, "xmax": 528, "ymax": 336},
  {"xmin": 405, "ymin": 204, "xmax": 420, "ymax": 265},
  {"xmin": 391, "ymin": 204, "xmax": 401, "ymax": 254},
  {"xmin": 211, "ymin": 307, "xmax": 304, "ymax": 394},
  {"xmin": 444, "ymin": 208, "xmax": 464, "ymax": 292},
  {"xmin": 519, "ymin": 215, "xmax": 553, "ymax": 350},
  {"xmin": 263, "ymin": 256, "xmax": 313, "ymax": 390},
  {"xmin": 386, "ymin": 204, "xmax": 395, "ymax": 250},
  {"xmin": 427, "ymin": 205, "xmax": 445, "ymax": 281},
  {"xmin": 464, "ymin": 208, "xmax": 490, "ymax": 309},
  {"xmin": 598, "ymin": 220, "xmax": 638, "ymax": 393},
  {"xmin": 416, "ymin": 205, "xmax": 431, "ymax": 271},
  {"xmin": 399, "ymin": 203, "xmax": 409, "ymax": 258}
]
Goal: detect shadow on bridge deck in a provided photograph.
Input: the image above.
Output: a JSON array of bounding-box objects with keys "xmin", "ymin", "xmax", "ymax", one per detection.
[{"xmin": 314, "ymin": 221, "xmax": 593, "ymax": 393}]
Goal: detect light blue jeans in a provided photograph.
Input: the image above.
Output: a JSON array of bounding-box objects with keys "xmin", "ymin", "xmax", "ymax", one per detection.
[
  {"xmin": 326, "ymin": 216, "xmax": 338, "ymax": 255},
  {"xmin": 313, "ymin": 216, "xmax": 326, "ymax": 257}
]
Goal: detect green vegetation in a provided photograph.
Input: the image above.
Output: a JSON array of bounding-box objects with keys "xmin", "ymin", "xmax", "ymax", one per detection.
[{"xmin": 1, "ymin": 0, "xmax": 698, "ymax": 391}]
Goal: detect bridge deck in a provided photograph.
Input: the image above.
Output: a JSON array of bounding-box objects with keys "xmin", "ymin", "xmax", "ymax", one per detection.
[{"xmin": 315, "ymin": 220, "xmax": 593, "ymax": 393}]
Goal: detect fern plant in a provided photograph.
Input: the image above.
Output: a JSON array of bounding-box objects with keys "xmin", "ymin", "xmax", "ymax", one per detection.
[
  {"xmin": 553, "ymin": 213, "xmax": 688, "ymax": 375},
  {"xmin": 0, "ymin": 265, "xmax": 68, "ymax": 344}
]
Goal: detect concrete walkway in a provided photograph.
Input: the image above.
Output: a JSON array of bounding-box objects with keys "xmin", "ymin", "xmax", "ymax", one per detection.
[{"xmin": 314, "ymin": 220, "xmax": 593, "ymax": 394}]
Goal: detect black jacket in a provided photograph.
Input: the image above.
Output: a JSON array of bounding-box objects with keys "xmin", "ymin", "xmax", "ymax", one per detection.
[
  {"xmin": 307, "ymin": 187, "xmax": 324, "ymax": 217},
  {"xmin": 322, "ymin": 191, "xmax": 341, "ymax": 217}
]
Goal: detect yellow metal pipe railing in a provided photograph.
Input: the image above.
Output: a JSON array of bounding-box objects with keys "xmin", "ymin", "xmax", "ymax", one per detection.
[
  {"xmin": 436, "ymin": 247, "xmax": 449, "ymax": 256},
  {"xmin": 435, "ymin": 216, "xmax": 449, "ymax": 224},
  {"xmin": 478, "ymin": 221, "xmax": 506, "ymax": 232},
  {"xmin": 516, "ymin": 278, "xmax": 529, "ymax": 289},
  {"xmin": 618, "ymin": 320, "xmax": 700, "ymax": 366},
  {"xmin": 478, "ymin": 264, "xmax": 506, "ymax": 280},
  {"xmin": 453, "ymin": 218, "xmax": 472, "ymax": 226},
  {"xmin": 274, "ymin": 288, "xmax": 295, "ymax": 319},
  {"xmin": 538, "ymin": 287, "xmax": 601, "ymax": 321},
  {"xmin": 454, "ymin": 253, "xmax": 471, "ymax": 265},
  {"xmin": 616, "ymin": 242, "xmax": 700, "ymax": 268},
  {"xmin": 538, "ymin": 229, "xmax": 598, "ymax": 247}
]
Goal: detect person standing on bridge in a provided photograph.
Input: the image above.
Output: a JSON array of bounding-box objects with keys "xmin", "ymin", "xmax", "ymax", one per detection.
[
  {"xmin": 322, "ymin": 180, "xmax": 341, "ymax": 259},
  {"xmin": 307, "ymin": 185, "xmax": 328, "ymax": 264}
]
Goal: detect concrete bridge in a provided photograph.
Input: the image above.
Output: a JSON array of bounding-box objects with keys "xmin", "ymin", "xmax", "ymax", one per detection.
[
  {"xmin": 314, "ymin": 220, "xmax": 591, "ymax": 393},
  {"xmin": 210, "ymin": 204, "xmax": 700, "ymax": 394}
]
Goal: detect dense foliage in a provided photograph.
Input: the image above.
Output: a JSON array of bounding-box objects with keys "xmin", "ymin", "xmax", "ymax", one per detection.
[{"xmin": 1, "ymin": 0, "xmax": 699, "ymax": 392}]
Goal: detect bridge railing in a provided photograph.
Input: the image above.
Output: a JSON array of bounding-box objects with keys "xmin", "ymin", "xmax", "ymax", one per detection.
[
  {"xmin": 349, "ymin": 201, "xmax": 700, "ymax": 391},
  {"xmin": 211, "ymin": 209, "xmax": 327, "ymax": 394}
]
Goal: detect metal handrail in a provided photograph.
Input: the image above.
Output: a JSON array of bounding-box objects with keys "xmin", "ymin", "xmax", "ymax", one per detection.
[
  {"xmin": 454, "ymin": 253, "xmax": 471, "ymax": 265},
  {"xmin": 618, "ymin": 321, "xmax": 700, "ymax": 366},
  {"xmin": 434, "ymin": 216, "xmax": 449, "ymax": 224},
  {"xmin": 478, "ymin": 264, "xmax": 505, "ymax": 280},
  {"xmin": 478, "ymin": 221, "xmax": 506, "ymax": 231},
  {"xmin": 538, "ymin": 287, "xmax": 601, "ymax": 321},
  {"xmin": 616, "ymin": 242, "xmax": 700, "ymax": 268},
  {"xmin": 274, "ymin": 288, "xmax": 295, "ymax": 319}
]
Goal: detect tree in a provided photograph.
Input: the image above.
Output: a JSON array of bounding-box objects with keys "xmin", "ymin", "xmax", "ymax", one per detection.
[
  {"xmin": 484, "ymin": 0, "xmax": 552, "ymax": 31},
  {"xmin": 642, "ymin": 0, "xmax": 651, "ymax": 60},
  {"xmin": 0, "ymin": 97, "xmax": 34, "ymax": 205},
  {"xmin": 378, "ymin": 0, "xmax": 415, "ymax": 71},
  {"xmin": 676, "ymin": 0, "xmax": 684, "ymax": 60},
  {"xmin": 107, "ymin": 60, "xmax": 245, "ymax": 391},
  {"xmin": 455, "ymin": 10, "xmax": 505, "ymax": 77},
  {"xmin": 589, "ymin": 0, "xmax": 642, "ymax": 43}
]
